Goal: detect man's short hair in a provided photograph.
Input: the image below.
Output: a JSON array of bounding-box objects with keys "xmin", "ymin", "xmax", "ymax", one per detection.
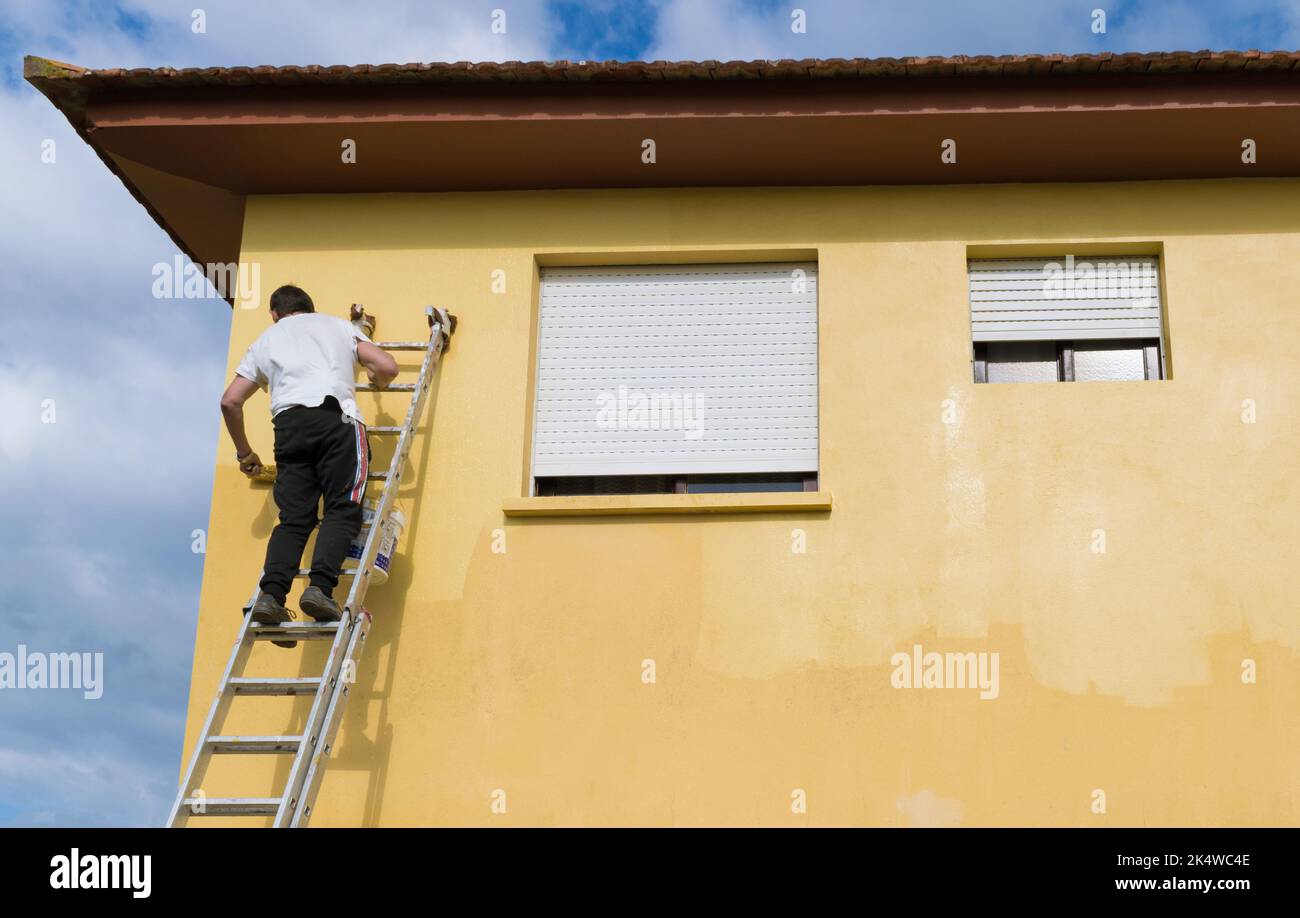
[{"xmin": 270, "ymin": 285, "xmax": 315, "ymax": 317}]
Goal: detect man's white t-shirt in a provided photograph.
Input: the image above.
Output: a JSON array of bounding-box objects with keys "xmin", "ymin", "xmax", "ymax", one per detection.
[{"xmin": 235, "ymin": 313, "xmax": 371, "ymax": 425}]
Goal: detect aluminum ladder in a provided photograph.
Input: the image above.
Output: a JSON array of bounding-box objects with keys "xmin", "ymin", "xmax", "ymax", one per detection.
[{"xmin": 166, "ymin": 306, "xmax": 456, "ymax": 827}]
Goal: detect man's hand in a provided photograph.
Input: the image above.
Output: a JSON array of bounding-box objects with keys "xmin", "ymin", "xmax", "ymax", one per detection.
[{"xmin": 237, "ymin": 451, "xmax": 264, "ymax": 478}]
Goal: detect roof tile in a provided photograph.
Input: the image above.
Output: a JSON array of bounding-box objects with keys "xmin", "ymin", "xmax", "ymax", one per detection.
[{"xmin": 22, "ymin": 51, "xmax": 1300, "ymax": 93}]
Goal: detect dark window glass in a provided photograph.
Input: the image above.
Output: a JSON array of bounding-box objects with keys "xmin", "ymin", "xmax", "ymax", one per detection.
[
  {"xmin": 536, "ymin": 473, "xmax": 815, "ymax": 496},
  {"xmin": 686, "ymin": 474, "xmax": 806, "ymax": 494},
  {"xmin": 537, "ymin": 475, "xmax": 676, "ymax": 496}
]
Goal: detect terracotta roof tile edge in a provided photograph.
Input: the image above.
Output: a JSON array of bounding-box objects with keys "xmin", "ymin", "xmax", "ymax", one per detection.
[{"xmin": 23, "ymin": 50, "xmax": 1300, "ymax": 91}]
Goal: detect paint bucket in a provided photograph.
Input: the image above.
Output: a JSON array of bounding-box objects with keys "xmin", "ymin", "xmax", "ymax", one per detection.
[
  {"xmin": 345, "ymin": 498, "xmax": 380, "ymax": 576},
  {"xmin": 346, "ymin": 499, "xmax": 404, "ymax": 586},
  {"xmin": 373, "ymin": 507, "xmax": 406, "ymax": 583}
]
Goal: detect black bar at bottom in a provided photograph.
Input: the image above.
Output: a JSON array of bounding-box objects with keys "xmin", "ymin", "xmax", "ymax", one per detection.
[{"xmin": 7, "ymin": 827, "xmax": 1286, "ymax": 904}]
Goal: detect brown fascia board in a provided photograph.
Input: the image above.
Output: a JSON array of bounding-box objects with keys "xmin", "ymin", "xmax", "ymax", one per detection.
[
  {"xmin": 79, "ymin": 68, "xmax": 1300, "ymax": 124},
  {"xmin": 24, "ymin": 52, "xmax": 1300, "ymax": 308},
  {"xmin": 66, "ymin": 68, "xmax": 1300, "ymax": 194}
]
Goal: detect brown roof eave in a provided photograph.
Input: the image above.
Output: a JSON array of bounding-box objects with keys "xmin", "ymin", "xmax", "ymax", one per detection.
[{"xmin": 24, "ymin": 56, "xmax": 237, "ymax": 306}]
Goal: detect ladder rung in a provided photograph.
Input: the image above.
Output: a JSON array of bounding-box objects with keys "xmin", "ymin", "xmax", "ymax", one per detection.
[
  {"xmin": 183, "ymin": 798, "xmax": 281, "ymax": 816},
  {"xmin": 207, "ymin": 735, "xmax": 303, "ymax": 754},
  {"xmin": 375, "ymin": 341, "xmax": 427, "ymax": 351},
  {"xmin": 294, "ymin": 568, "xmax": 358, "ymax": 578},
  {"xmin": 368, "ymin": 426, "xmax": 402, "ymax": 434},
  {"xmin": 249, "ymin": 622, "xmax": 339, "ymax": 642},
  {"xmin": 367, "ymin": 471, "xmax": 390, "ymax": 481},
  {"xmin": 357, "ymin": 382, "xmax": 416, "ymax": 391},
  {"xmin": 228, "ymin": 677, "xmax": 322, "ymax": 696}
]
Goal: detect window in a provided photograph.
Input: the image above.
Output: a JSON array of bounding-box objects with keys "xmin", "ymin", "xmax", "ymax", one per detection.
[
  {"xmin": 531, "ymin": 262, "xmax": 819, "ymax": 495},
  {"xmin": 968, "ymin": 256, "xmax": 1165, "ymax": 383},
  {"xmin": 974, "ymin": 339, "xmax": 1162, "ymax": 383}
]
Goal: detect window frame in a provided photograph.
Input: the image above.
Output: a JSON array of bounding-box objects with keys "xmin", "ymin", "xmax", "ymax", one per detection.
[{"xmin": 973, "ymin": 338, "xmax": 1163, "ymax": 384}]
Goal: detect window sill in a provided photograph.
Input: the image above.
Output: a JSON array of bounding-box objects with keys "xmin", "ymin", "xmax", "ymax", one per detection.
[{"xmin": 502, "ymin": 491, "xmax": 832, "ymax": 518}]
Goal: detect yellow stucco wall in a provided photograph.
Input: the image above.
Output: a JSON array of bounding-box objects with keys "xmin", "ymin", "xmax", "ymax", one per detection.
[{"xmin": 183, "ymin": 179, "xmax": 1300, "ymax": 826}]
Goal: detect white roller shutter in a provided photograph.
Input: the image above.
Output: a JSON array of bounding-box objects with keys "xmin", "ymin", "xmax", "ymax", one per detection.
[
  {"xmin": 969, "ymin": 256, "xmax": 1162, "ymax": 342},
  {"xmin": 532, "ymin": 262, "xmax": 819, "ymax": 478}
]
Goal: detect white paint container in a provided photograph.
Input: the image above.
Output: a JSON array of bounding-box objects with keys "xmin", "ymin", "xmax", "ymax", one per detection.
[
  {"xmin": 373, "ymin": 507, "xmax": 406, "ymax": 584},
  {"xmin": 347, "ymin": 500, "xmax": 405, "ymax": 586}
]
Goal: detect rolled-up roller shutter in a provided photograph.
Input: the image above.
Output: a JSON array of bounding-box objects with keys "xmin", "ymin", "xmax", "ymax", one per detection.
[
  {"xmin": 968, "ymin": 255, "xmax": 1162, "ymax": 342},
  {"xmin": 532, "ymin": 262, "xmax": 819, "ymax": 478}
]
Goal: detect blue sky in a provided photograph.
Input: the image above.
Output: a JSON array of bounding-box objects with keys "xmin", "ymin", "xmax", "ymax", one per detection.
[{"xmin": 1, "ymin": 0, "xmax": 1297, "ymax": 827}]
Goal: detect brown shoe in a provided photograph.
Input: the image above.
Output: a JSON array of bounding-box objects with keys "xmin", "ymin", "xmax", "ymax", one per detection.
[
  {"xmin": 248, "ymin": 594, "xmax": 297, "ymax": 648},
  {"xmin": 299, "ymin": 585, "xmax": 343, "ymax": 623}
]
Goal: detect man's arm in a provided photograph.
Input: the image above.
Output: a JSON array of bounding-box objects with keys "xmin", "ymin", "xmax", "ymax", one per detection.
[
  {"xmin": 356, "ymin": 340, "xmax": 399, "ymax": 389},
  {"xmin": 220, "ymin": 375, "xmax": 264, "ymax": 476}
]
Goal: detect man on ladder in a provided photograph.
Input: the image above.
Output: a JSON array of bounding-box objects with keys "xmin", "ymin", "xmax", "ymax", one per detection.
[
  {"xmin": 169, "ymin": 298, "xmax": 452, "ymax": 826},
  {"xmin": 219, "ymin": 284, "xmax": 399, "ymax": 633}
]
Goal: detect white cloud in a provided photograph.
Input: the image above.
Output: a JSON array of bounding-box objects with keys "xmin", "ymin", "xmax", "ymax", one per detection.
[
  {"xmin": 8, "ymin": 0, "xmax": 558, "ymax": 70},
  {"xmin": 644, "ymin": 0, "xmax": 1083, "ymax": 60},
  {"xmin": 644, "ymin": 0, "xmax": 1300, "ymax": 60},
  {"xmin": 0, "ymin": 744, "xmax": 172, "ymax": 827},
  {"xmin": 65, "ymin": 550, "xmax": 112, "ymax": 600},
  {"xmin": 0, "ymin": 321, "xmax": 225, "ymax": 505}
]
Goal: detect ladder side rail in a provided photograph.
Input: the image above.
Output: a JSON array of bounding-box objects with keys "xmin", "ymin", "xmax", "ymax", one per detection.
[
  {"xmin": 165, "ymin": 611, "xmax": 258, "ymax": 827},
  {"xmin": 289, "ymin": 611, "xmax": 372, "ymax": 827},
  {"xmin": 341, "ymin": 313, "xmax": 445, "ymax": 616},
  {"xmin": 269, "ymin": 614, "xmax": 360, "ymax": 827}
]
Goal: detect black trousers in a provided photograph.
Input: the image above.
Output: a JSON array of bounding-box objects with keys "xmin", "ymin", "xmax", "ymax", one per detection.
[{"xmin": 259, "ymin": 397, "xmax": 370, "ymax": 604}]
